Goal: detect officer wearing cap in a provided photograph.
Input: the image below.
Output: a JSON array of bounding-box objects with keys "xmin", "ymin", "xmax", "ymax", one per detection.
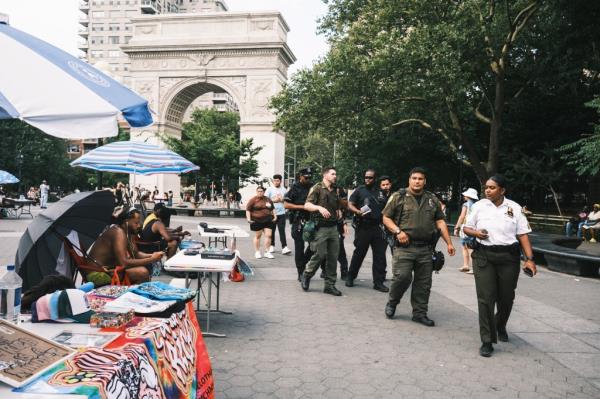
[
  {"xmin": 301, "ymin": 166, "xmax": 344, "ymax": 296},
  {"xmin": 382, "ymin": 167, "xmax": 455, "ymax": 326},
  {"xmin": 463, "ymin": 175, "xmax": 536, "ymax": 357},
  {"xmin": 346, "ymin": 169, "xmax": 389, "ymax": 292},
  {"xmin": 284, "ymin": 167, "xmax": 314, "ymax": 280}
]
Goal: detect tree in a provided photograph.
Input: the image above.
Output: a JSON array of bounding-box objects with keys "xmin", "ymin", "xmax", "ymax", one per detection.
[
  {"xmin": 164, "ymin": 109, "xmax": 262, "ymax": 194},
  {"xmin": 560, "ymin": 98, "xmax": 600, "ymax": 177},
  {"xmin": 280, "ymin": 2, "xmax": 595, "ymax": 185},
  {"xmin": 0, "ymin": 120, "xmax": 86, "ymax": 193}
]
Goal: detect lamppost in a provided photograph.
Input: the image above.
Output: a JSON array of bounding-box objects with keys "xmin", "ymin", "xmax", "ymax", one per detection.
[{"xmin": 16, "ymin": 151, "xmax": 23, "ymax": 195}]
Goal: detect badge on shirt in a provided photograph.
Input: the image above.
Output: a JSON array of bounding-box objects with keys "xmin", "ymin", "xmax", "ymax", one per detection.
[
  {"xmin": 506, "ymin": 207, "xmax": 514, "ymax": 218},
  {"xmin": 428, "ymin": 198, "xmax": 434, "ymax": 208}
]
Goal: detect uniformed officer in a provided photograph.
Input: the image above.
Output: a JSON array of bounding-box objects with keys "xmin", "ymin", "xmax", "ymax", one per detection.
[
  {"xmin": 379, "ymin": 175, "xmax": 392, "ymax": 200},
  {"xmin": 284, "ymin": 167, "xmax": 314, "ymax": 280},
  {"xmin": 346, "ymin": 169, "xmax": 389, "ymax": 292},
  {"xmin": 463, "ymin": 175, "xmax": 537, "ymax": 357},
  {"xmin": 301, "ymin": 167, "xmax": 343, "ymax": 296},
  {"xmin": 382, "ymin": 167, "xmax": 455, "ymax": 326}
]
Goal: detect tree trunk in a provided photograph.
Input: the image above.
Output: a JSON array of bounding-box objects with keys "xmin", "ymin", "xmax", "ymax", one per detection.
[
  {"xmin": 488, "ymin": 71, "xmax": 505, "ymax": 177},
  {"xmin": 548, "ymin": 184, "xmax": 562, "ymax": 217}
]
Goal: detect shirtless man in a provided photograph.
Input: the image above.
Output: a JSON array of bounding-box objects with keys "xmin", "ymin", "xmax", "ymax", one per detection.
[{"xmin": 89, "ymin": 208, "xmax": 163, "ymax": 284}]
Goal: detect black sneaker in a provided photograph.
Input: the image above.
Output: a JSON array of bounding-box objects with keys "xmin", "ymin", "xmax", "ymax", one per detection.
[
  {"xmin": 480, "ymin": 343, "xmax": 494, "ymax": 357},
  {"xmin": 345, "ymin": 278, "xmax": 354, "ymax": 287},
  {"xmin": 385, "ymin": 302, "xmax": 396, "ymax": 319},
  {"xmin": 323, "ymin": 286, "xmax": 342, "ymax": 296}
]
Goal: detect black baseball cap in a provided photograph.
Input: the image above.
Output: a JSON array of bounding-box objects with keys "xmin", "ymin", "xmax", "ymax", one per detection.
[{"xmin": 299, "ymin": 167, "xmax": 313, "ymax": 177}]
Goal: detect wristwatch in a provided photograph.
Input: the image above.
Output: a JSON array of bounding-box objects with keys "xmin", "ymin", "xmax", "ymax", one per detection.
[
  {"xmin": 523, "ymin": 255, "xmax": 534, "ymax": 261},
  {"xmin": 394, "ymin": 227, "xmax": 401, "ymax": 235}
]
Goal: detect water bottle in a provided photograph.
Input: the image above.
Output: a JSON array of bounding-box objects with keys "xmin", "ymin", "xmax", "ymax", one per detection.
[{"xmin": 0, "ymin": 265, "xmax": 22, "ymax": 324}]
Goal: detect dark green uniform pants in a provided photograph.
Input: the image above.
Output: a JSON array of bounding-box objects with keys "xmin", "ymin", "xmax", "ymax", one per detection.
[
  {"xmin": 304, "ymin": 226, "xmax": 339, "ymax": 288},
  {"xmin": 388, "ymin": 246, "xmax": 433, "ymax": 317},
  {"xmin": 472, "ymin": 247, "xmax": 520, "ymax": 344}
]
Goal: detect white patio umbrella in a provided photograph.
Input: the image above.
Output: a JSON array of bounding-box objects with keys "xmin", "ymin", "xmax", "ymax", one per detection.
[{"xmin": 0, "ymin": 19, "xmax": 153, "ymax": 139}]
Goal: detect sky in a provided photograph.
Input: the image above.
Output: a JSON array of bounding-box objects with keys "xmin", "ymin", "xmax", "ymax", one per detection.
[{"xmin": 0, "ymin": 0, "xmax": 329, "ymax": 75}]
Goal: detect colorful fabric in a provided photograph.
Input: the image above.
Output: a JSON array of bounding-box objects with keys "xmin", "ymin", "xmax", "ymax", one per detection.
[
  {"xmin": 15, "ymin": 302, "xmax": 214, "ymax": 399},
  {"xmin": 129, "ymin": 281, "xmax": 195, "ymax": 301}
]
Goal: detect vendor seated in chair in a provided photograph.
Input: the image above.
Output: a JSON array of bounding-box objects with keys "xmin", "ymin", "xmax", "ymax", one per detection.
[
  {"xmin": 88, "ymin": 207, "xmax": 163, "ymax": 285},
  {"xmin": 139, "ymin": 205, "xmax": 190, "ymax": 258}
]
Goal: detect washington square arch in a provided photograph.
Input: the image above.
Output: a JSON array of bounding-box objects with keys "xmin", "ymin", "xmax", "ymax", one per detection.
[{"xmin": 121, "ymin": 10, "xmax": 296, "ymax": 200}]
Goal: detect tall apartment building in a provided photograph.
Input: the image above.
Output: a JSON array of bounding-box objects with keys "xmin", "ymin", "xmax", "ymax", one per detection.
[{"xmin": 72, "ymin": 0, "xmax": 235, "ymax": 156}]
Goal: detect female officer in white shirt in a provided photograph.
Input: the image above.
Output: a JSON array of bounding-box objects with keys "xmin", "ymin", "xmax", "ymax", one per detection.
[{"xmin": 463, "ymin": 175, "xmax": 537, "ymax": 358}]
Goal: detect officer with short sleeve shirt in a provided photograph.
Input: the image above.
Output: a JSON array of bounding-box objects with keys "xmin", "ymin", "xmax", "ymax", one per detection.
[
  {"xmin": 463, "ymin": 175, "xmax": 537, "ymax": 358},
  {"xmin": 346, "ymin": 169, "xmax": 389, "ymax": 292},
  {"xmin": 284, "ymin": 168, "xmax": 314, "ymax": 280},
  {"xmin": 382, "ymin": 167, "xmax": 455, "ymax": 326}
]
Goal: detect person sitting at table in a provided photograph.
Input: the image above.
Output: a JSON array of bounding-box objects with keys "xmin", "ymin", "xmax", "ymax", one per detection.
[
  {"xmin": 139, "ymin": 206, "xmax": 189, "ymax": 258},
  {"xmin": 88, "ymin": 207, "xmax": 164, "ymax": 285}
]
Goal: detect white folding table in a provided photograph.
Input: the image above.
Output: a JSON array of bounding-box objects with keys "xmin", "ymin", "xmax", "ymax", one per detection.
[
  {"xmin": 164, "ymin": 250, "xmax": 240, "ymax": 337},
  {"xmin": 197, "ymin": 224, "xmax": 249, "ymax": 250}
]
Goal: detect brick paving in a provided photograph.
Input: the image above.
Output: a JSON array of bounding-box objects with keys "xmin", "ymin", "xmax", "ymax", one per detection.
[{"xmin": 1, "ymin": 207, "xmax": 599, "ymax": 398}]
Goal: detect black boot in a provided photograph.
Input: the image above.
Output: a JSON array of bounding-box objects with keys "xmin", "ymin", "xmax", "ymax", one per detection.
[
  {"xmin": 385, "ymin": 302, "xmax": 396, "ymax": 319},
  {"xmin": 301, "ymin": 274, "xmax": 311, "ymax": 291},
  {"xmin": 497, "ymin": 326, "xmax": 508, "ymax": 342},
  {"xmin": 480, "ymin": 343, "xmax": 494, "ymax": 357},
  {"xmin": 323, "ymin": 286, "xmax": 342, "ymax": 296},
  {"xmin": 373, "ymin": 282, "xmax": 389, "ymax": 292}
]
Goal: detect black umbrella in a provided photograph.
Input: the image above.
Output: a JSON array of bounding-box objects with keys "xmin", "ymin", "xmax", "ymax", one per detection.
[{"xmin": 15, "ymin": 190, "xmax": 115, "ymax": 290}]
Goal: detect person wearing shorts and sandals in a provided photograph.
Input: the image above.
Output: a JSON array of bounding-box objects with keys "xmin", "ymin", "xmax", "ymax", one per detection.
[
  {"xmin": 454, "ymin": 188, "xmax": 479, "ymax": 274},
  {"xmin": 246, "ymin": 186, "xmax": 277, "ymax": 259}
]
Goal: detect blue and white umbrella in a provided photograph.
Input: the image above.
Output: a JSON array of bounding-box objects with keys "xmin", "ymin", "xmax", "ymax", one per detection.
[
  {"xmin": 0, "ymin": 170, "xmax": 19, "ymax": 184},
  {"xmin": 70, "ymin": 141, "xmax": 199, "ymax": 176},
  {"xmin": 0, "ymin": 20, "xmax": 152, "ymax": 139}
]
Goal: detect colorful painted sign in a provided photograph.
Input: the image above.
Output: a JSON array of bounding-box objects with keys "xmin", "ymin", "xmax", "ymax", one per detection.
[{"xmin": 15, "ymin": 302, "xmax": 214, "ymax": 399}]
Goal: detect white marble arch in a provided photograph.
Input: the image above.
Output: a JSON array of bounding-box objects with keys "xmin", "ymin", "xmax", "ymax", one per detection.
[{"xmin": 121, "ymin": 11, "xmax": 296, "ymax": 200}]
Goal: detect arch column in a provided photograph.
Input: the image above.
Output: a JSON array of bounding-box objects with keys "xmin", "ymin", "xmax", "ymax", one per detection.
[{"xmin": 239, "ymin": 123, "xmax": 285, "ymax": 201}]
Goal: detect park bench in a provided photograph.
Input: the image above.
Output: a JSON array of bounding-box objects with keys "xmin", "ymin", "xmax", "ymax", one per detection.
[
  {"xmin": 530, "ymin": 232, "xmax": 600, "ymax": 277},
  {"xmin": 527, "ymin": 214, "xmax": 570, "ymax": 234}
]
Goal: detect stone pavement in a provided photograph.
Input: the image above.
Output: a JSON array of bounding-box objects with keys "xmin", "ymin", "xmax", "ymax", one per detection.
[{"xmin": 1, "ymin": 207, "xmax": 600, "ymax": 398}]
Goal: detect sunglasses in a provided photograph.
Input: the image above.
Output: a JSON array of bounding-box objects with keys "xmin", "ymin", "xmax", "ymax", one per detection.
[{"xmin": 364, "ymin": 176, "xmax": 375, "ymax": 179}]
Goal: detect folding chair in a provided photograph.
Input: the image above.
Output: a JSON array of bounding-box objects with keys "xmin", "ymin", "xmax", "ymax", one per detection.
[{"xmin": 61, "ymin": 238, "xmax": 131, "ymax": 286}]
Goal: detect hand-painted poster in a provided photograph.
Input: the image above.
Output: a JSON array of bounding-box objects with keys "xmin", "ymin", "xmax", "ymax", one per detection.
[{"xmin": 15, "ymin": 302, "xmax": 214, "ymax": 399}]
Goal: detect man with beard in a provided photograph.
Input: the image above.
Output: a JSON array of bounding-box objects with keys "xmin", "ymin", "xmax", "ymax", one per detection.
[{"xmin": 346, "ymin": 169, "xmax": 390, "ymax": 292}]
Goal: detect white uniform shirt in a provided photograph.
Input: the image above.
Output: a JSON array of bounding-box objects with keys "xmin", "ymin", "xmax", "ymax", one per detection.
[{"xmin": 464, "ymin": 198, "xmax": 531, "ymax": 246}]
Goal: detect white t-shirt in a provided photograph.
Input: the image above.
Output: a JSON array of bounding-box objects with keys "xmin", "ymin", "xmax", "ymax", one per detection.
[
  {"xmin": 265, "ymin": 185, "xmax": 287, "ymax": 216},
  {"xmin": 40, "ymin": 183, "xmax": 49, "ymax": 195},
  {"xmin": 464, "ymin": 198, "xmax": 531, "ymax": 246}
]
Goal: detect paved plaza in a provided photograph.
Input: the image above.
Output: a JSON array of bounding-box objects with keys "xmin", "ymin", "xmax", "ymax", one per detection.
[{"xmin": 1, "ymin": 208, "xmax": 600, "ymax": 398}]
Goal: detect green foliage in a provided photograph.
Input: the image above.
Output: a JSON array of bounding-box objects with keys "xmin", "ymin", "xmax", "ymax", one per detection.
[
  {"xmin": 561, "ymin": 98, "xmax": 600, "ymax": 176},
  {"xmin": 0, "ymin": 120, "xmax": 84, "ymax": 194},
  {"xmin": 273, "ymin": 0, "xmax": 600, "ymax": 208},
  {"xmin": 163, "ymin": 109, "xmax": 262, "ymax": 191}
]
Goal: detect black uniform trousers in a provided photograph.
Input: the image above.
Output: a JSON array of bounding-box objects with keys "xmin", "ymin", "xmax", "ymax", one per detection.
[
  {"xmin": 291, "ymin": 222, "xmax": 314, "ymax": 276},
  {"xmin": 348, "ymin": 223, "xmax": 387, "ymax": 284},
  {"xmin": 271, "ymin": 214, "xmax": 288, "ymax": 248},
  {"xmin": 472, "ymin": 246, "xmax": 521, "ymax": 344}
]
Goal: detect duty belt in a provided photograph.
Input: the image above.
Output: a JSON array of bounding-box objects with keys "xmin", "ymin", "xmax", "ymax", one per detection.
[
  {"xmin": 407, "ymin": 240, "xmax": 432, "ymax": 247},
  {"xmin": 478, "ymin": 243, "xmax": 519, "ymax": 252},
  {"xmin": 319, "ymin": 220, "xmax": 338, "ymax": 227}
]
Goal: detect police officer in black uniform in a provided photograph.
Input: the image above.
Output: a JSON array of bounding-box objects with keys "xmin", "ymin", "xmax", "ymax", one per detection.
[
  {"xmin": 284, "ymin": 167, "xmax": 314, "ymax": 281},
  {"xmin": 346, "ymin": 169, "xmax": 389, "ymax": 292}
]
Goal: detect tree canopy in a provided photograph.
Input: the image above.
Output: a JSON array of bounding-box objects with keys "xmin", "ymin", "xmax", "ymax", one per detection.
[{"xmin": 272, "ymin": 0, "xmax": 600, "ymax": 207}]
